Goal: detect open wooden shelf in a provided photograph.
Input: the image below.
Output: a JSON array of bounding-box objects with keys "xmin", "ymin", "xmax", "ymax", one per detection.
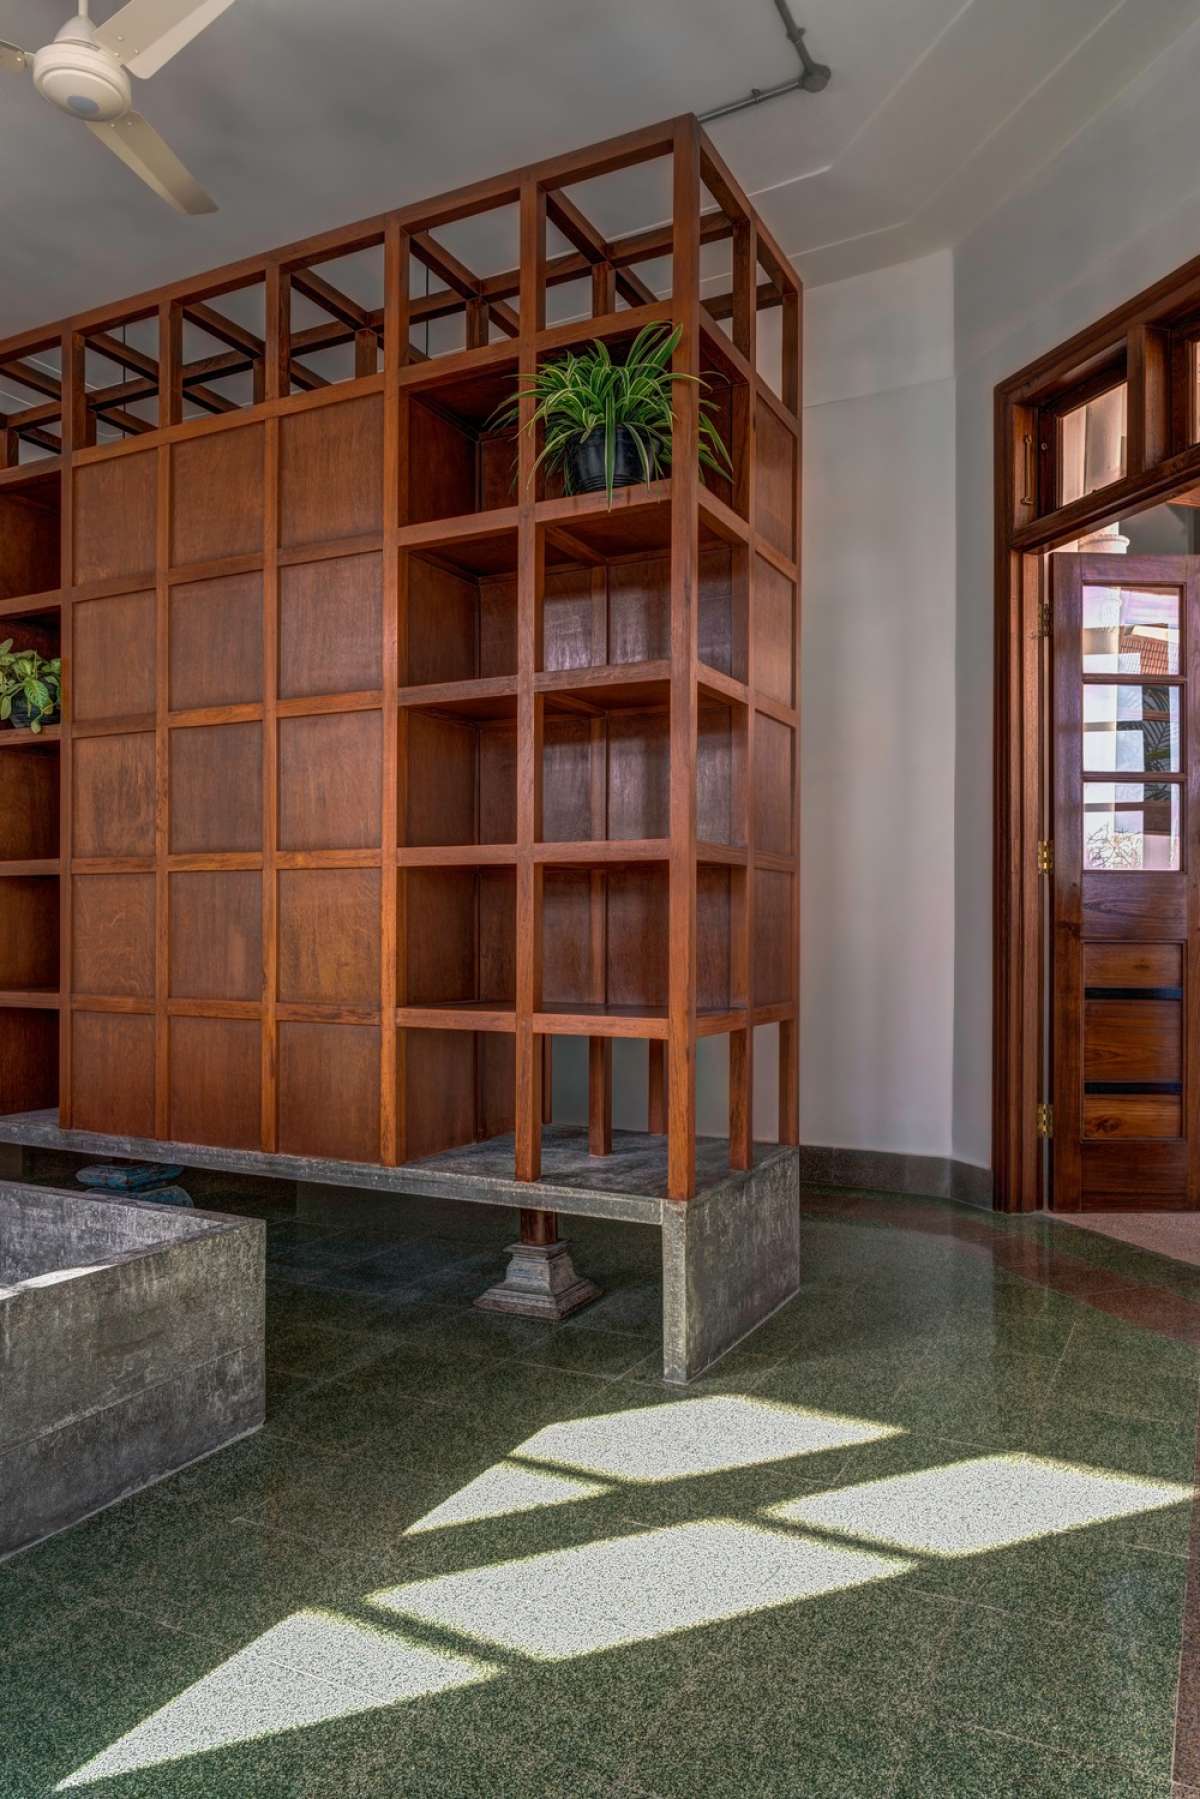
[{"xmin": 0, "ymin": 113, "xmax": 801, "ymax": 1197}]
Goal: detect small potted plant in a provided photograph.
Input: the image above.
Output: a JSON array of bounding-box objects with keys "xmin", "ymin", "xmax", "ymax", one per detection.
[
  {"xmin": 492, "ymin": 322, "xmax": 732, "ymax": 506},
  {"xmin": 0, "ymin": 642, "xmax": 62, "ymax": 733}
]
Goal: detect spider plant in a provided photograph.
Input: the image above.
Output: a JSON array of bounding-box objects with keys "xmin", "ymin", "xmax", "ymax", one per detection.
[
  {"xmin": 0, "ymin": 642, "xmax": 61, "ymax": 733},
  {"xmin": 491, "ymin": 323, "xmax": 732, "ymax": 506}
]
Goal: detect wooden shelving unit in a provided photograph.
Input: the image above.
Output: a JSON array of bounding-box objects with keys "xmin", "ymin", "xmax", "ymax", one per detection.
[
  {"xmin": 0, "ymin": 113, "xmax": 800, "ymax": 1202},
  {"xmin": 0, "ymin": 468, "xmax": 63, "ymax": 1115}
]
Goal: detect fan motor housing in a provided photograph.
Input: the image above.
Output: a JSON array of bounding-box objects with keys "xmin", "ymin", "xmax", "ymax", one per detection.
[{"xmin": 33, "ymin": 36, "xmax": 130, "ymax": 121}]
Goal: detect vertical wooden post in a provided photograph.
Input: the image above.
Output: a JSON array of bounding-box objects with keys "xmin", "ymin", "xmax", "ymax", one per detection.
[
  {"xmin": 159, "ymin": 302, "xmax": 183, "ymax": 428},
  {"xmin": 591, "ymin": 262, "xmax": 615, "ymax": 316},
  {"xmin": 57, "ymin": 330, "xmax": 86, "ymax": 1126},
  {"xmin": 516, "ymin": 175, "xmax": 547, "ymax": 1187},
  {"xmin": 730, "ymin": 219, "xmax": 758, "ymax": 1173},
  {"xmin": 153, "ymin": 307, "xmax": 172, "ymax": 1140},
  {"xmin": 589, "ymin": 1036, "xmax": 613, "ymax": 1156},
  {"xmin": 648, "ymin": 1039, "xmax": 667, "ymax": 1133},
  {"xmin": 780, "ymin": 278, "xmax": 803, "ymax": 1148},
  {"xmin": 667, "ymin": 117, "xmax": 702, "ymax": 1201},
  {"xmin": 260, "ymin": 266, "xmax": 285, "ymax": 1151},
  {"xmin": 381, "ymin": 219, "xmax": 409, "ymax": 1164}
]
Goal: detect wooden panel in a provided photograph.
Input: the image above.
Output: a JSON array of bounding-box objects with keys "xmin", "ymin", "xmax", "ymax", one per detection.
[
  {"xmin": 753, "ymin": 555, "xmax": 795, "ymax": 705},
  {"xmin": 73, "ymin": 452, "xmax": 155, "ymax": 584},
  {"xmin": 170, "ymin": 572, "xmax": 263, "ymax": 710},
  {"xmin": 542, "ymin": 869, "xmax": 592, "ymax": 1006},
  {"xmin": 479, "ymin": 578, "xmax": 517, "ymax": 679},
  {"xmin": 755, "ymin": 400, "xmax": 796, "ymax": 560},
  {"xmin": 278, "ymin": 711, "xmax": 382, "ymax": 851},
  {"xmin": 73, "ymin": 732, "xmax": 154, "ymax": 858},
  {"xmin": 277, "ymin": 1021, "xmax": 380, "ymax": 1160},
  {"xmin": 541, "ymin": 715, "xmax": 592, "ymax": 843},
  {"xmin": 277, "ymin": 868, "xmax": 380, "ymax": 1005},
  {"xmin": 408, "ymin": 558, "xmax": 479, "ymax": 686},
  {"xmin": 407, "ymin": 401, "xmax": 475, "ymax": 525},
  {"xmin": 72, "ymin": 590, "xmax": 155, "ymax": 722},
  {"xmin": 1083, "ymin": 942, "xmax": 1182, "ymax": 989},
  {"xmin": 404, "ymin": 867, "xmax": 514, "ymax": 1006},
  {"xmin": 72, "ymin": 1010, "xmax": 155, "ymax": 1136},
  {"xmin": 1079, "ymin": 1140, "xmax": 1189, "ymax": 1199},
  {"xmin": 405, "ymin": 714, "xmax": 515, "ymax": 847},
  {"xmin": 169, "ymin": 722, "xmax": 262, "ymax": 853},
  {"xmin": 1083, "ymin": 1094, "xmax": 1181, "ymax": 1139},
  {"xmin": 698, "ymin": 703, "xmax": 736, "ymax": 846},
  {"xmin": 0, "ymin": 488, "xmax": 59, "ymax": 600},
  {"xmin": 0, "ymin": 744, "xmax": 58, "ymax": 861},
  {"xmin": 171, "ymin": 425, "xmax": 264, "ymax": 565},
  {"xmin": 0, "ymin": 875, "xmax": 58, "ymax": 990},
  {"xmin": 1083, "ymin": 998, "xmax": 1181, "ymax": 1084},
  {"xmin": 0, "ymin": 1008, "xmax": 57, "ymax": 1115},
  {"xmin": 609, "ymin": 558, "xmax": 668, "ymax": 664},
  {"xmin": 406, "ymin": 712, "xmax": 475, "ymax": 847},
  {"xmin": 608, "ymin": 711, "xmax": 669, "ymax": 841},
  {"xmin": 73, "ymin": 873, "xmax": 153, "ymax": 998},
  {"xmin": 279, "ymin": 554, "xmax": 382, "ymax": 699},
  {"xmin": 608, "ymin": 867, "xmax": 667, "ymax": 1008},
  {"xmin": 169, "ymin": 870, "xmax": 262, "ymax": 1001},
  {"xmin": 169, "ymin": 1016, "xmax": 261, "ymax": 1150},
  {"xmin": 753, "ymin": 869, "xmax": 792, "ymax": 1006},
  {"xmin": 753, "ymin": 713, "xmax": 793, "ymax": 856},
  {"xmin": 698, "ymin": 547, "xmax": 738, "ymax": 678},
  {"xmin": 403, "ymin": 1027, "xmax": 476, "ymax": 1159},
  {"xmin": 1081, "ymin": 872, "xmax": 1187, "ymax": 938},
  {"xmin": 280, "ymin": 396, "xmax": 384, "ymax": 547},
  {"xmin": 697, "ymin": 865, "xmax": 731, "ymax": 1011},
  {"xmin": 543, "ymin": 567, "xmax": 595, "ymax": 673}
]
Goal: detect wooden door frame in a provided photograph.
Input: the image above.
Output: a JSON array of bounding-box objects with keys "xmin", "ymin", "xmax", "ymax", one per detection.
[{"xmin": 995, "ymin": 247, "xmax": 1200, "ymax": 1210}]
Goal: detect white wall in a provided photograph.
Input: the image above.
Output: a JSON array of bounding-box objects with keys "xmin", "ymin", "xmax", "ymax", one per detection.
[
  {"xmin": 953, "ymin": 15, "xmax": 1200, "ymax": 1170},
  {"xmin": 801, "ymin": 251, "xmax": 957, "ymax": 1156},
  {"xmin": 552, "ymin": 251, "xmax": 959, "ymax": 1161}
]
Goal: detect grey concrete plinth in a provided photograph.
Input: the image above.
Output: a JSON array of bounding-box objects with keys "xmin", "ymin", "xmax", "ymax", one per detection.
[
  {"xmin": 0, "ymin": 1180, "xmax": 264, "ymax": 1560},
  {"xmin": 662, "ymin": 1149, "xmax": 800, "ymax": 1385},
  {"xmin": 475, "ymin": 1239, "xmax": 601, "ymax": 1322}
]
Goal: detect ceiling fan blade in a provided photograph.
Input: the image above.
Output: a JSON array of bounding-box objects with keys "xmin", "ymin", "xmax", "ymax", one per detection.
[
  {"xmin": 94, "ymin": 0, "xmax": 238, "ymax": 78},
  {"xmin": 0, "ymin": 38, "xmax": 32, "ymax": 73},
  {"xmin": 87, "ymin": 112, "xmax": 217, "ymax": 213}
]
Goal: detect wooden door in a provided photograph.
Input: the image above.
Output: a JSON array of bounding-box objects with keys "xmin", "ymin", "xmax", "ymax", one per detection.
[{"xmin": 1052, "ymin": 552, "xmax": 1200, "ymax": 1209}]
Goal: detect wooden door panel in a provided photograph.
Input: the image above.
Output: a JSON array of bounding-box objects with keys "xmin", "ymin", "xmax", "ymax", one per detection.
[{"xmin": 1052, "ymin": 553, "xmax": 1199, "ymax": 1209}]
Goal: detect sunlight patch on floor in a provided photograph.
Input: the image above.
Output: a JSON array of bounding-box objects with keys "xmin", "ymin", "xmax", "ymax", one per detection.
[
  {"xmin": 405, "ymin": 1459, "xmax": 611, "ymax": 1535},
  {"xmin": 512, "ymin": 1395, "xmax": 900, "ymax": 1484},
  {"xmin": 766, "ymin": 1454, "xmax": 1194, "ymax": 1556},
  {"xmin": 56, "ymin": 1611, "xmax": 497, "ymax": 1790},
  {"xmin": 370, "ymin": 1519, "xmax": 913, "ymax": 1659}
]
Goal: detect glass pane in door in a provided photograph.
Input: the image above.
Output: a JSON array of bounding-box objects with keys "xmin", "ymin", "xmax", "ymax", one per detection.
[
  {"xmin": 1083, "ymin": 684, "xmax": 1181, "ymax": 773},
  {"xmin": 1082, "ymin": 586, "xmax": 1180, "ymax": 674},
  {"xmin": 1082, "ymin": 782, "xmax": 1181, "ymax": 871}
]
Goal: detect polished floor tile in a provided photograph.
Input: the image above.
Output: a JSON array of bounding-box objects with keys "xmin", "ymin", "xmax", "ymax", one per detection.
[{"xmin": 5, "ymin": 1180, "xmax": 1199, "ymax": 1797}]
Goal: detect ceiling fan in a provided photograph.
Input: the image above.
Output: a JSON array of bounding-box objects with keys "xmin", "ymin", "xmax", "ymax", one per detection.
[{"xmin": 0, "ymin": 0, "xmax": 238, "ymax": 214}]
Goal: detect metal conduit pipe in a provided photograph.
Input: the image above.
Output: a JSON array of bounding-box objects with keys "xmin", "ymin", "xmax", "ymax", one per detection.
[{"xmin": 699, "ymin": 0, "xmax": 830, "ymax": 124}]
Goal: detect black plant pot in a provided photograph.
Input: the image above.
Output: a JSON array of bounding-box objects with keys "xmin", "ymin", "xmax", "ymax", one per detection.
[
  {"xmin": 8, "ymin": 691, "xmax": 58, "ymax": 731},
  {"xmin": 566, "ymin": 426, "xmax": 645, "ymax": 497}
]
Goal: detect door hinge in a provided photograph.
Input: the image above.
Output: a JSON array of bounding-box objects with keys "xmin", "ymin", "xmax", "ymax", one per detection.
[
  {"xmin": 1036, "ymin": 1102, "xmax": 1054, "ymax": 1139},
  {"xmin": 1037, "ymin": 839, "xmax": 1054, "ymax": 873},
  {"xmin": 1038, "ymin": 598, "xmax": 1052, "ymax": 637}
]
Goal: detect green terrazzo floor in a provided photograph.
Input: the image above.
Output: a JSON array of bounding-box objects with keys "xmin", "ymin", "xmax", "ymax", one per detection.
[{"xmin": 2, "ymin": 1170, "xmax": 1198, "ymax": 1797}]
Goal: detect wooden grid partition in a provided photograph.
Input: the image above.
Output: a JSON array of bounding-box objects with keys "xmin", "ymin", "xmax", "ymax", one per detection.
[{"xmin": 0, "ymin": 114, "xmax": 801, "ymax": 1200}]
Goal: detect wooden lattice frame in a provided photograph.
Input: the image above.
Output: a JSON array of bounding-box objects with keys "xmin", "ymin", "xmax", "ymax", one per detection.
[{"xmin": 0, "ymin": 114, "xmax": 801, "ymax": 1202}]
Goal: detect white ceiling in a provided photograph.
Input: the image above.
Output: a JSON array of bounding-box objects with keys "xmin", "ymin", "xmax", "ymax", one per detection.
[{"xmin": 1, "ymin": 0, "xmax": 1198, "ymax": 338}]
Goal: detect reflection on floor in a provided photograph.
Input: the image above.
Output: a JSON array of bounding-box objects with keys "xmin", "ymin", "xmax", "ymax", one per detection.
[
  {"xmin": 1055, "ymin": 1208, "xmax": 1200, "ymax": 1270},
  {"xmin": 3, "ymin": 1172, "xmax": 1199, "ymax": 1796}
]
